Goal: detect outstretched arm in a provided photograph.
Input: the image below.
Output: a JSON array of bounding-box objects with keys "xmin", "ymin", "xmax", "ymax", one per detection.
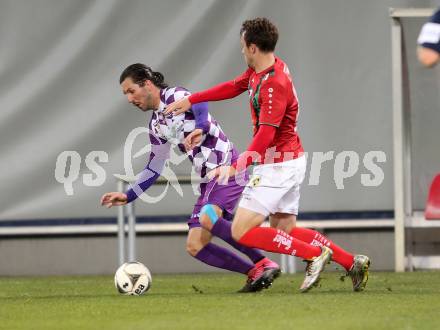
[
  {"xmin": 101, "ymin": 136, "xmax": 170, "ymax": 207},
  {"xmin": 125, "ymin": 138, "xmax": 170, "ymax": 203},
  {"xmin": 164, "ymin": 68, "xmax": 252, "ymax": 115},
  {"xmin": 188, "ymin": 79, "xmax": 248, "ymax": 104}
]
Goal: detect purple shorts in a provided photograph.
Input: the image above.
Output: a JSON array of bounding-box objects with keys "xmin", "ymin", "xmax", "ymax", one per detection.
[{"xmin": 188, "ymin": 174, "xmax": 249, "ymax": 229}]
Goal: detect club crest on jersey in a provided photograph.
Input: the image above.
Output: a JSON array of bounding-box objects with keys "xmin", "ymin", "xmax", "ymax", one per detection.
[{"xmin": 248, "ymin": 175, "xmax": 261, "ymax": 187}]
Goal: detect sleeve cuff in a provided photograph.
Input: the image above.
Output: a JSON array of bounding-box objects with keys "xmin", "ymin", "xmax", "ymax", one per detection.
[
  {"xmin": 188, "ymin": 93, "xmax": 200, "ymax": 104},
  {"xmin": 196, "ymin": 122, "xmax": 210, "ymax": 134}
]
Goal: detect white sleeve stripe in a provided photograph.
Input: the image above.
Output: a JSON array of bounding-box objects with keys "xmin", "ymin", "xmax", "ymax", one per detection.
[{"xmin": 418, "ymin": 22, "xmax": 440, "ymax": 45}]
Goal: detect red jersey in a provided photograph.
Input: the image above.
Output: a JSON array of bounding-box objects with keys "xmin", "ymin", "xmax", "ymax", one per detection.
[
  {"xmin": 233, "ymin": 57, "xmax": 303, "ymax": 162},
  {"xmin": 189, "ymin": 56, "xmax": 303, "ymax": 164}
]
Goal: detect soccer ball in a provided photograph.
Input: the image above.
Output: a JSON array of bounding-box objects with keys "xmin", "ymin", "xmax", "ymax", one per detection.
[{"xmin": 114, "ymin": 261, "xmax": 152, "ymax": 295}]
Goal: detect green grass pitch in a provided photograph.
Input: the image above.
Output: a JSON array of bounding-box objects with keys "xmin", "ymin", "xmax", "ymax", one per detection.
[{"xmin": 0, "ymin": 271, "xmax": 439, "ymax": 330}]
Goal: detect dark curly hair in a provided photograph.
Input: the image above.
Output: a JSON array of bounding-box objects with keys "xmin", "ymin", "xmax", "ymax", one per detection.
[
  {"xmin": 240, "ymin": 17, "xmax": 279, "ymax": 52},
  {"xmin": 119, "ymin": 63, "xmax": 168, "ymax": 89}
]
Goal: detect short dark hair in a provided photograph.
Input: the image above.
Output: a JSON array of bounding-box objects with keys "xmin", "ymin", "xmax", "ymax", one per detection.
[
  {"xmin": 240, "ymin": 17, "xmax": 279, "ymax": 52},
  {"xmin": 119, "ymin": 63, "xmax": 168, "ymax": 89}
]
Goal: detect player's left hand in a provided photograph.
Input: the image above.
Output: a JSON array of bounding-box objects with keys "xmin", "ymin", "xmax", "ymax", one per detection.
[
  {"xmin": 184, "ymin": 129, "xmax": 203, "ymax": 151},
  {"xmin": 100, "ymin": 192, "xmax": 128, "ymax": 208},
  {"xmin": 207, "ymin": 165, "xmax": 236, "ymax": 185},
  {"xmin": 164, "ymin": 97, "xmax": 191, "ymax": 116}
]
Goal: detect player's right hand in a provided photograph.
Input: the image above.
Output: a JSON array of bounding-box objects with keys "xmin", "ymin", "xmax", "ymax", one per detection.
[
  {"xmin": 184, "ymin": 129, "xmax": 203, "ymax": 151},
  {"xmin": 100, "ymin": 192, "xmax": 128, "ymax": 208},
  {"xmin": 207, "ymin": 165, "xmax": 235, "ymax": 185},
  {"xmin": 164, "ymin": 96, "xmax": 191, "ymax": 116}
]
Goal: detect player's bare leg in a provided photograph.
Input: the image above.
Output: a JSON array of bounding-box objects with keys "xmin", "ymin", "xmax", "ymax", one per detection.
[
  {"xmin": 186, "ymin": 227, "xmax": 212, "ymax": 257},
  {"xmin": 270, "ymin": 212, "xmax": 296, "ymax": 233},
  {"xmin": 198, "ymin": 204, "xmax": 223, "ymax": 232},
  {"xmin": 231, "ymin": 207, "xmax": 266, "ymax": 242}
]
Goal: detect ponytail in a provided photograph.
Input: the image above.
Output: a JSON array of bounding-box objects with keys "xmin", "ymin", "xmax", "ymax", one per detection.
[
  {"xmin": 119, "ymin": 63, "xmax": 168, "ymax": 89},
  {"xmin": 151, "ymin": 71, "xmax": 168, "ymax": 89}
]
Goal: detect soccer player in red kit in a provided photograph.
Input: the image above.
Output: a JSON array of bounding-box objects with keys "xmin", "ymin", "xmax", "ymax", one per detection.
[{"xmin": 166, "ymin": 18, "xmax": 370, "ymax": 292}]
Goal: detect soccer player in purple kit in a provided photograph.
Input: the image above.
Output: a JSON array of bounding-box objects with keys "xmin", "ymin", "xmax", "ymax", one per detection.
[{"xmin": 100, "ymin": 63, "xmax": 280, "ymax": 292}]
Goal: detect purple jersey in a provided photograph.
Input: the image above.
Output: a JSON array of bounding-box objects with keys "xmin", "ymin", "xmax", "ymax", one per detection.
[
  {"xmin": 125, "ymin": 86, "xmax": 242, "ymax": 203},
  {"xmin": 149, "ymin": 87, "xmax": 238, "ymax": 178}
]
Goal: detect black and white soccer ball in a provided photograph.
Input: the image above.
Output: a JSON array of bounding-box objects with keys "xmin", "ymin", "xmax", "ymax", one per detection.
[{"xmin": 114, "ymin": 261, "xmax": 152, "ymax": 295}]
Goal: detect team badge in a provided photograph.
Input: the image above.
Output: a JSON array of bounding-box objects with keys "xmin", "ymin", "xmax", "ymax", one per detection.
[{"xmin": 249, "ymin": 175, "xmax": 261, "ymax": 187}]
